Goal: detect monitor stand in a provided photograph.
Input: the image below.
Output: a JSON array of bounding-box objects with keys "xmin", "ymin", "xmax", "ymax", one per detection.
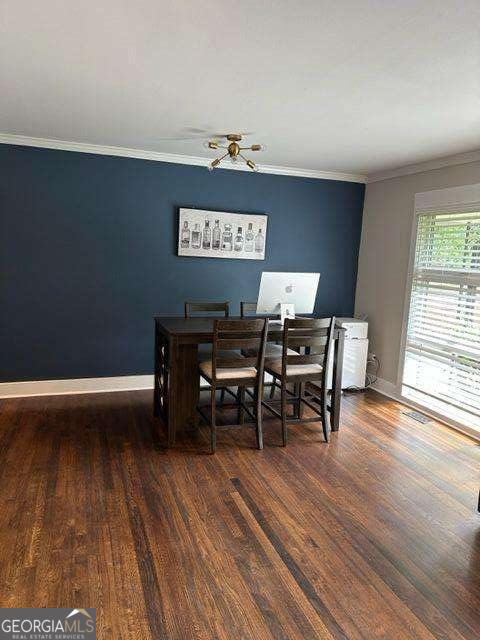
[
  {"xmin": 280, "ymin": 303, "xmax": 295, "ymax": 323},
  {"xmin": 269, "ymin": 303, "xmax": 296, "ymax": 325}
]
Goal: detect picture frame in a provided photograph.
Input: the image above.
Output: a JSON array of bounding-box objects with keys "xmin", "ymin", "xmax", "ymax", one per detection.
[{"xmin": 178, "ymin": 208, "xmax": 268, "ymax": 260}]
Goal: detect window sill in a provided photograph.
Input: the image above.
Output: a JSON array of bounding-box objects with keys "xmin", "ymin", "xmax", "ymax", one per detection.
[{"xmin": 401, "ymin": 385, "xmax": 480, "ymax": 440}]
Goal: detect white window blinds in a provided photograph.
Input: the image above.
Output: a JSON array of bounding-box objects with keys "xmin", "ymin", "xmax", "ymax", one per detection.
[{"xmin": 403, "ymin": 210, "xmax": 480, "ymax": 418}]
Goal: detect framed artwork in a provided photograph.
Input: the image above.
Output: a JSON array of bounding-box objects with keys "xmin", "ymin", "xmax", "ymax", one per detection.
[{"xmin": 178, "ymin": 208, "xmax": 268, "ymax": 260}]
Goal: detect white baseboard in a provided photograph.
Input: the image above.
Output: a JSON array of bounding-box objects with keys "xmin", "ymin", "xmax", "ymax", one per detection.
[
  {"xmin": 0, "ymin": 375, "xmax": 154, "ymax": 398},
  {"xmin": 371, "ymin": 377, "xmax": 400, "ymax": 400},
  {"xmin": 0, "ymin": 372, "xmax": 273, "ymax": 399}
]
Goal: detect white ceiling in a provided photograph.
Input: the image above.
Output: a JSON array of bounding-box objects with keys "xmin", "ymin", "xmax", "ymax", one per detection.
[{"xmin": 1, "ymin": 0, "xmax": 479, "ymax": 176}]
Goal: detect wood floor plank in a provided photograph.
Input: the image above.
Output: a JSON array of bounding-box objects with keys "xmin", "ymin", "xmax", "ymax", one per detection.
[
  {"xmin": 227, "ymin": 442, "xmax": 471, "ymax": 640},
  {"xmin": 0, "ymin": 389, "xmax": 478, "ymax": 639}
]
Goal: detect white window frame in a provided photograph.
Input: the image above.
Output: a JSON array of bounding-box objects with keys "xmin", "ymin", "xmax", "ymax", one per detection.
[{"xmin": 397, "ymin": 183, "xmax": 480, "ymax": 439}]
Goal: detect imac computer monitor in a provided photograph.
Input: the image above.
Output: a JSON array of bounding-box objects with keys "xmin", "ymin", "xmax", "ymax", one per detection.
[{"xmin": 256, "ymin": 272, "xmax": 320, "ymax": 316}]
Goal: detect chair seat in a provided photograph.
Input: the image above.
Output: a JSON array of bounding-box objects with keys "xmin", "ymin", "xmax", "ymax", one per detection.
[
  {"xmin": 265, "ymin": 361, "xmax": 323, "ymax": 378},
  {"xmin": 200, "ymin": 361, "xmax": 258, "ymax": 381}
]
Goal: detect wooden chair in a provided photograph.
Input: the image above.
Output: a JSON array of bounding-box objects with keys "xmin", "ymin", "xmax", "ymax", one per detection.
[
  {"xmin": 263, "ymin": 317, "xmax": 335, "ymax": 445},
  {"xmin": 185, "ymin": 301, "xmax": 230, "ymax": 318},
  {"xmin": 240, "ymin": 299, "xmax": 283, "ymax": 358},
  {"xmin": 240, "ymin": 300, "xmax": 297, "ymax": 398},
  {"xmin": 197, "ymin": 318, "xmax": 268, "ymax": 453},
  {"xmin": 185, "ymin": 300, "xmax": 234, "ymax": 403}
]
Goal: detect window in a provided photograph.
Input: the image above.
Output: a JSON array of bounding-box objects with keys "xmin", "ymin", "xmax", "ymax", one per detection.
[{"xmin": 401, "ymin": 202, "xmax": 480, "ymax": 434}]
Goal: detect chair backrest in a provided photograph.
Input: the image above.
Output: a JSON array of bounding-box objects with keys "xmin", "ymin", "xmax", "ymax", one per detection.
[
  {"xmin": 212, "ymin": 318, "xmax": 268, "ymax": 379},
  {"xmin": 240, "ymin": 301, "xmax": 257, "ymax": 317},
  {"xmin": 240, "ymin": 300, "xmax": 279, "ymax": 319},
  {"xmin": 184, "ymin": 301, "xmax": 230, "ymax": 318},
  {"xmin": 282, "ymin": 317, "xmax": 335, "ymax": 380}
]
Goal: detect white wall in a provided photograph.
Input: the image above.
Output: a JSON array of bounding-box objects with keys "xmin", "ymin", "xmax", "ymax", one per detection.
[{"xmin": 355, "ymin": 160, "xmax": 480, "ymax": 385}]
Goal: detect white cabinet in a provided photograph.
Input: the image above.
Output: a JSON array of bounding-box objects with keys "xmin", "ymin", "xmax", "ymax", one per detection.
[{"xmin": 327, "ymin": 318, "xmax": 369, "ymax": 389}]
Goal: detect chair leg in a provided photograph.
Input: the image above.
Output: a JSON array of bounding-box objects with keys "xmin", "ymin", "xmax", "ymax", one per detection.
[
  {"xmin": 210, "ymin": 386, "xmax": 217, "ymax": 453},
  {"xmin": 298, "ymin": 382, "xmax": 304, "ymax": 418},
  {"xmin": 255, "ymin": 385, "xmax": 263, "ymax": 450},
  {"xmin": 269, "ymin": 376, "xmax": 276, "ymax": 399},
  {"xmin": 281, "ymin": 381, "xmax": 288, "ymax": 447},
  {"xmin": 321, "ymin": 385, "xmax": 330, "ymax": 443},
  {"xmin": 293, "ymin": 383, "xmax": 301, "ymax": 418},
  {"xmin": 238, "ymin": 386, "xmax": 245, "ymax": 425}
]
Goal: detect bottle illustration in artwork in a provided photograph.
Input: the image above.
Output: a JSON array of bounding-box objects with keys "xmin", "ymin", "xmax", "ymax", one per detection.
[
  {"xmin": 234, "ymin": 226, "xmax": 244, "ymax": 251},
  {"xmin": 181, "ymin": 221, "xmax": 191, "ymax": 248},
  {"xmin": 212, "ymin": 220, "xmax": 221, "ymax": 250},
  {"xmin": 244, "ymin": 223, "xmax": 254, "ymax": 251},
  {"xmin": 254, "ymin": 228, "xmax": 264, "ymax": 253},
  {"xmin": 222, "ymin": 224, "xmax": 233, "ymax": 251},
  {"xmin": 191, "ymin": 223, "xmax": 201, "ymax": 249},
  {"xmin": 202, "ymin": 220, "xmax": 211, "ymax": 249}
]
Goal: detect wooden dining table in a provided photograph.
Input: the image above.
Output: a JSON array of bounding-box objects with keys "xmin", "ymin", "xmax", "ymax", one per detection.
[{"xmin": 153, "ymin": 316, "xmax": 345, "ymax": 447}]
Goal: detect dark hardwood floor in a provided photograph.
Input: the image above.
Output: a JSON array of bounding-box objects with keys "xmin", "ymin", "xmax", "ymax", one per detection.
[{"xmin": 0, "ymin": 389, "xmax": 479, "ymax": 639}]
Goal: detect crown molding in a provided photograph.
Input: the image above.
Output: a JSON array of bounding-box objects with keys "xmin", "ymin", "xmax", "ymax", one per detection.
[
  {"xmin": 3, "ymin": 133, "xmax": 479, "ymax": 185},
  {"xmin": 0, "ymin": 133, "xmax": 367, "ymax": 183},
  {"xmin": 367, "ymin": 149, "xmax": 480, "ymax": 183}
]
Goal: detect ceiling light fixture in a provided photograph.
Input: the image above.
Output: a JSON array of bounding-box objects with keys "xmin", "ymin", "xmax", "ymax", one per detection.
[{"xmin": 207, "ymin": 134, "xmax": 264, "ymax": 172}]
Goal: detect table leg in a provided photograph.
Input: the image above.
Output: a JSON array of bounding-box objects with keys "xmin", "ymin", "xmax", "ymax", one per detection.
[
  {"xmin": 331, "ymin": 329, "xmax": 345, "ymax": 431},
  {"xmin": 153, "ymin": 325, "xmax": 161, "ymax": 418},
  {"xmin": 154, "ymin": 328, "xmax": 171, "ymax": 438},
  {"xmin": 166, "ymin": 340, "xmax": 200, "ymax": 446}
]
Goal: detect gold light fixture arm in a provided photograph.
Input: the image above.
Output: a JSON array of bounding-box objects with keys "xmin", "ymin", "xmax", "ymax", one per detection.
[
  {"xmin": 208, "ymin": 141, "xmax": 228, "ymax": 150},
  {"xmin": 209, "ymin": 152, "xmax": 229, "ymax": 170},
  {"xmin": 240, "ymin": 144, "xmax": 262, "ymax": 151},
  {"xmin": 239, "ymin": 153, "xmax": 258, "ymax": 171}
]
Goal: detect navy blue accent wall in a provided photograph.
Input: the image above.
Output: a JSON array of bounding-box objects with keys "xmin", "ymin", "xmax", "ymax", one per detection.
[{"xmin": 0, "ymin": 145, "xmax": 364, "ymax": 381}]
